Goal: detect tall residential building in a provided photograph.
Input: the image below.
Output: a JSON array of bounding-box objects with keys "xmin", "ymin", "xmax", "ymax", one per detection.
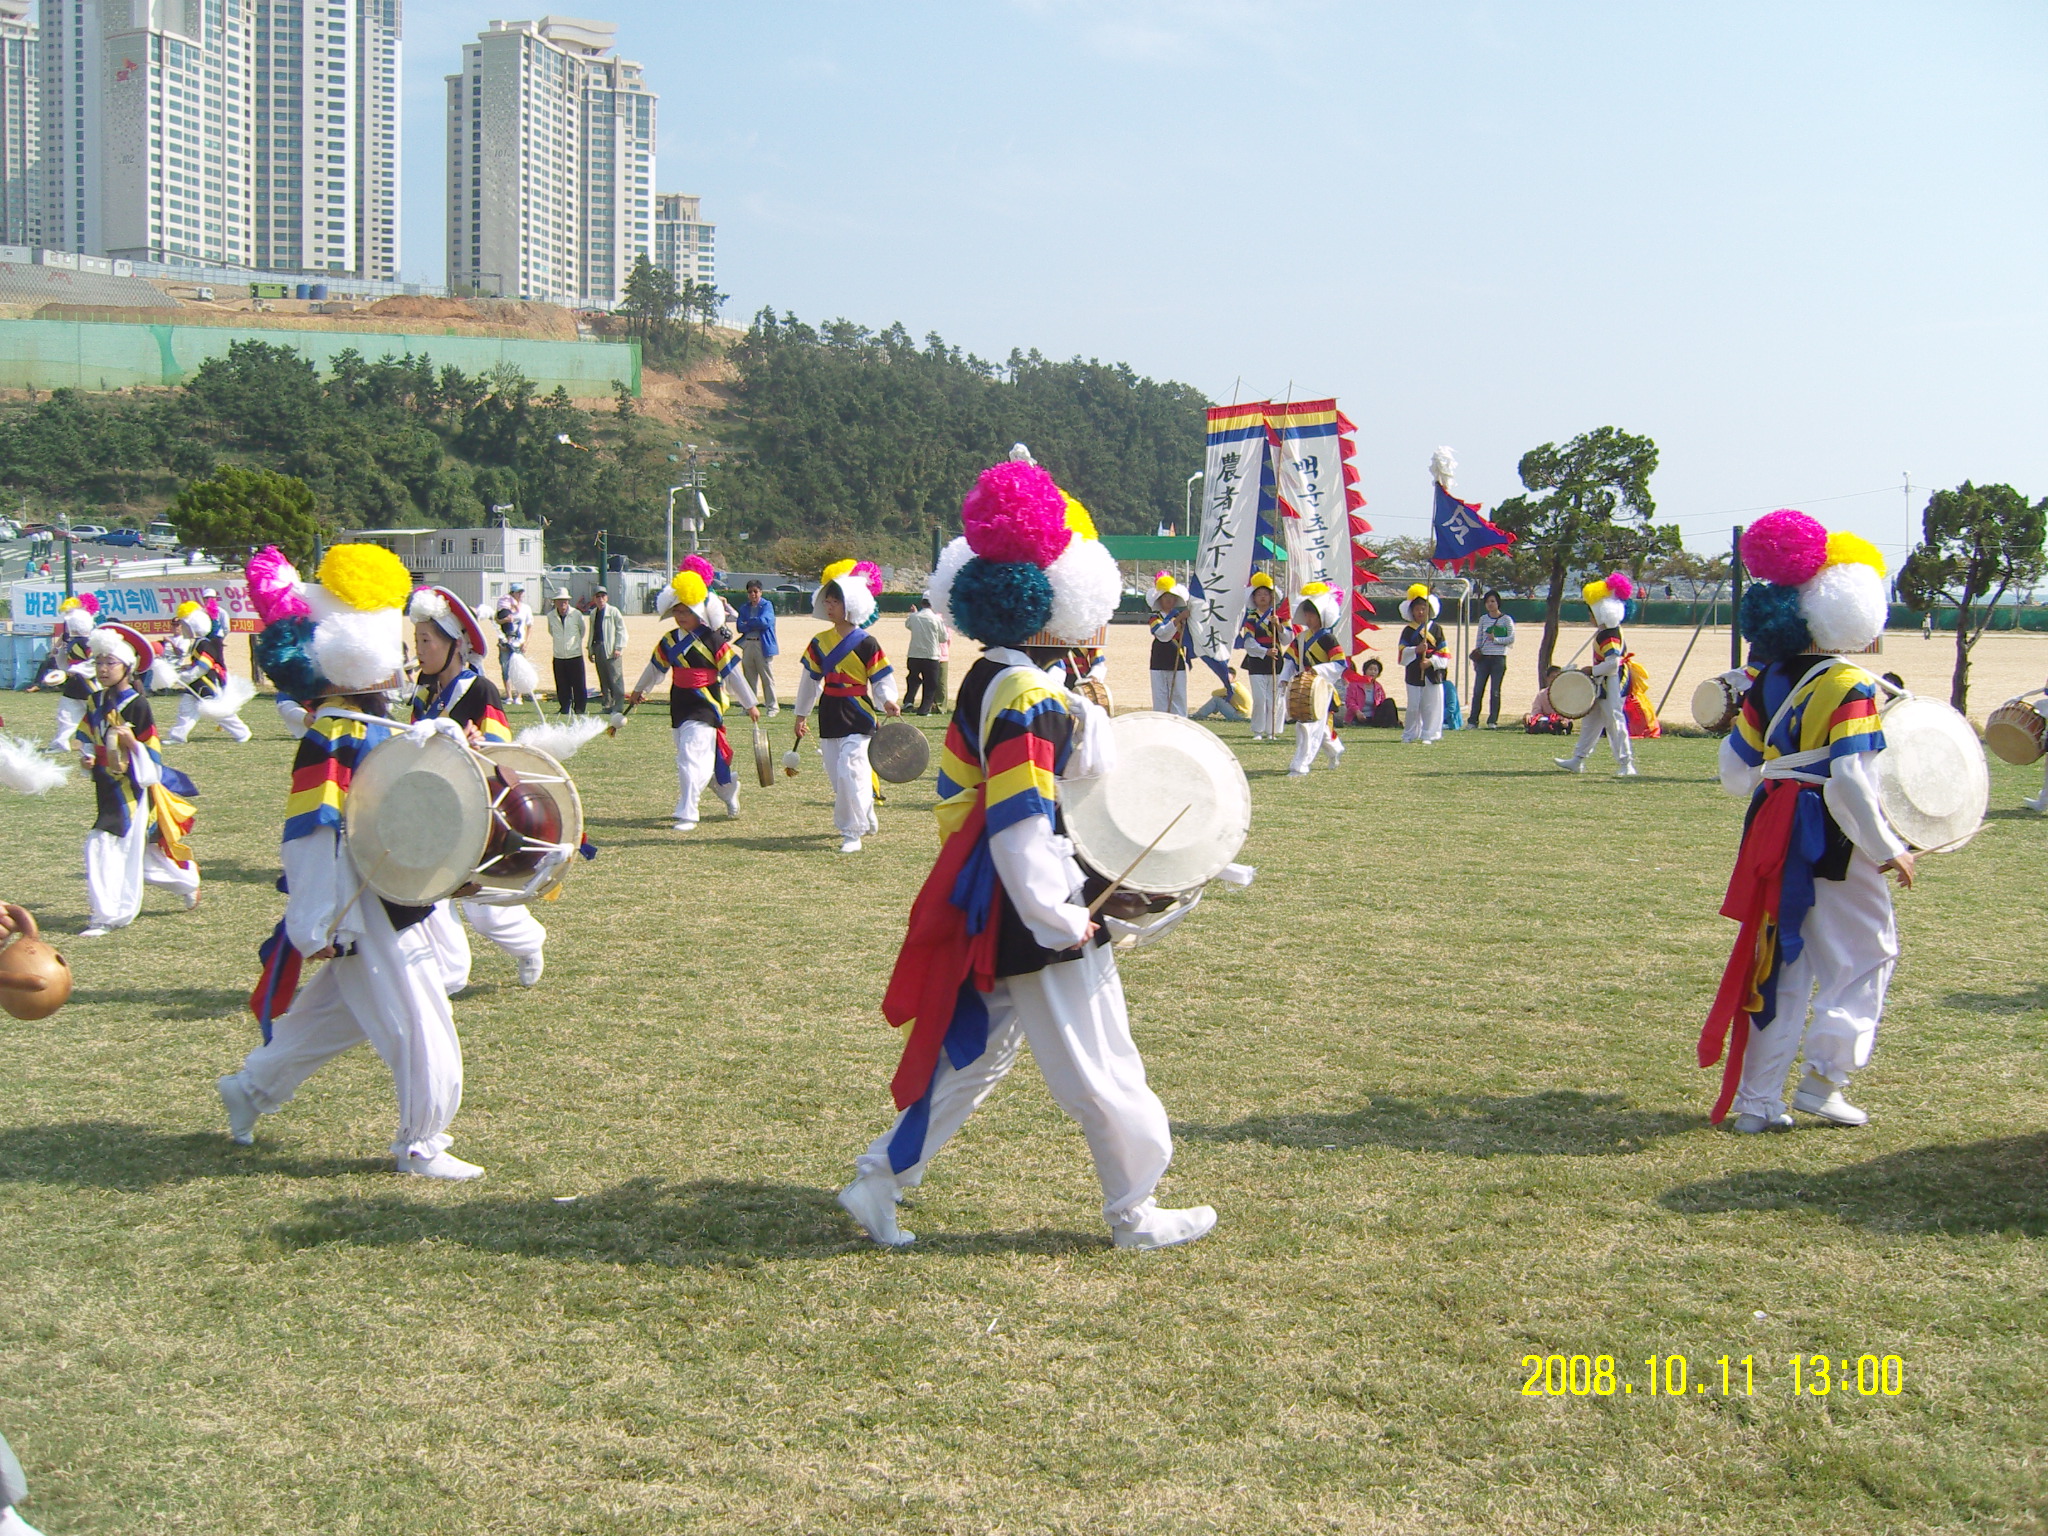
[
  {"xmin": 0, "ymin": 0, "xmax": 36, "ymax": 247},
  {"xmin": 39, "ymin": 0, "xmax": 397, "ymax": 278},
  {"xmin": 251, "ymin": 0, "xmax": 402, "ymax": 279},
  {"xmin": 653, "ymin": 192, "xmax": 713, "ymax": 292},
  {"xmin": 446, "ymin": 17, "xmax": 655, "ymax": 307}
]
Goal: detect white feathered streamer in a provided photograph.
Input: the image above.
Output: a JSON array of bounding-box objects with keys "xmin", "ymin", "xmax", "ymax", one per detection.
[
  {"xmin": 1430, "ymin": 446, "xmax": 1457, "ymax": 490},
  {"xmin": 0, "ymin": 735, "xmax": 73, "ymax": 796},
  {"xmin": 198, "ymin": 673, "xmax": 258, "ymax": 720},
  {"xmin": 504, "ymin": 651, "xmax": 541, "ymax": 699},
  {"xmin": 515, "ymin": 716, "xmax": 606, "ymax": 761},
  {"xmin": 149, "ymin": 655, "xmax": 182, "ymax": 692}
]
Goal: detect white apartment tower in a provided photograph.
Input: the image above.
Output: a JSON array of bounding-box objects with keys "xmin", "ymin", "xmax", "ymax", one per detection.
[
  {"xmin": 251, "ymin": 0, "xmax": 402, "ymax": 278},
  {"xmin": 38, "ymin": 0, "xmax": 398, "ymax": 278},
  {"xmin": 447, "ymin": 17, "xmax": 655, "ymax": 307},
  {"xmin": 0, "ymin": 0, "xmax": 36, "ymax": 247},
  {"xmin": 653, "ymin": 192, "xmax": 713, "ymax": 292}
]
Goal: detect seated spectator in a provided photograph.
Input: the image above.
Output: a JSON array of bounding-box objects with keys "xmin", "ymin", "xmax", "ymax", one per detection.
[
  {"xmin": 1343, "ymin": 656, "xmax": 1401, "ymax": 727},
  {"xmin": 1193, "ymin": 666, "xmax": 1252, "ymax": 722},
  {"xmin": 1524, "ymin": 664, "xmax": 1575, "ymax": 734}
]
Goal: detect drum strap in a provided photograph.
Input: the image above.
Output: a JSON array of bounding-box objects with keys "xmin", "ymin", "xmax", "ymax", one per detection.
[{"xmin": 1755, "ymin": 659, "xmax": 1882, "ymax": 784}]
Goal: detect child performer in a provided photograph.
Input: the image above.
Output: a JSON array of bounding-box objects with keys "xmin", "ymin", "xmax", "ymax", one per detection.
[
  {"xmin": 73, "ymin": 623, "xmax": 202, "ymax": 936},
  {"xmin": 40, "ymin": 595, "xmax": 97, "ymax": 751},
  {"xmin": 161, "ymin": 600, "xmax": 254, "ymax": 744},
  {"xmin": 792, "ymin": 559, "xmax": 897, "ymax": 854},
  {"xmin": 1698, "ymin": 511, "xmax": 1912, "ymax": 1133},
  {"xmin": 1554, "ymin": 571, "xmax": 1638, "ymax": 776},
  {"xmin": 838, "ymin": 459, "xmax": 1216, "ymax": 1252},
  {"xmin": 1279, "ymin": 581, "xmax": 1347, "ymax": 776},
  {"xmin": 406, "ymin": 584, "xmax": 547, "ymax": 989},
  {"xmin": 1237, "ymin": 571, "xmax": 1287, "ymax": 739},
  {"xmin": 218, "ymin": 544, "xmax": 481, "ymax": 1180},
  {"xmin": 1147, "ymin": 572, "xmax": 1194, "ymax": 715},
  {"xmin": 628, "ymin": 566, "xmax": 761, "ymax": 833},
  {"xmin": 1397, "ymin": 585, "xmax": 1449, "ymax": 744}
]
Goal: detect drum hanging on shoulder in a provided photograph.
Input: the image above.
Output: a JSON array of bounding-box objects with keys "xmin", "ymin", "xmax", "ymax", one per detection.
[
  {"xmin": 1286, "ymin": 672, "xmax": 1333, "ymax": 725},
  {"xmin": 1690, "ymin": 671, "xmax": 1748, "ymax": 734},
  {"xmin": 1063, "ymin": 711, "xmax": 1251, "ymax": 898},
  {"xmin": 1873, "ymin": 694, "xmax": 1988, "ymax": 852},
  {"xmin": 1074, "ymin": 677, "xmax": 1113, "ymax": 714},
  {"xmin": 473, "ymin": 742, "xmax": 583, "ymax": 902},
  {"xmin": 1985, "ymin": 696, "xmax": 2048, "ymax": 766},
  {"xmin": 1548, "ymin": 669, "xmax": 1598, "ymax": 720}
]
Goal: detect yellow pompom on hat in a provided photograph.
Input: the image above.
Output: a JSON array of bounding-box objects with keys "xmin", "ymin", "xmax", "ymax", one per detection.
[
  {"xmin": 1061, "ymin": 494, "xmax": 1098, "ymax": 543},
  {"xmin": 59, "ymin": 595, "xmax": 84, "ymax": 612},
  {"xmin": 821, "ymin": 558, "xmax": 858, "ymax": 585},
  {"xmin": 1582, "ymin": 577, "xmax": 1612, "ymax": 606},
  {"xmin": 174, "ymin": 599, "xmax": 204, "ymax": 620},
  {"xmin": 1249, "ymin": 570, "xmax": 1275, "ymax": 591},
  {"xmin": 1823, "ymin": 530, "xmax": 1887, "ymax": 577},
  {"xmin": 1406, "ymin": 582, "xmax": 1430, "ymax": 602},
  {"xmin": 1154, "ymin": 571, "xmax": 1176, "ymax": 593},
  {"xmin": 317, "ymin": 543, "xmax": 413, "ymax": 614},
  {"xmin": 1297, "ymin": 580, "xmax": 1343, "ymax": 629}
]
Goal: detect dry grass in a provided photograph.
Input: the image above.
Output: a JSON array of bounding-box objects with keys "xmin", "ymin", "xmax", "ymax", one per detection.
[{"xmin": 0, "ymin": 689, "xmax": 2043, "ymax": 1534}]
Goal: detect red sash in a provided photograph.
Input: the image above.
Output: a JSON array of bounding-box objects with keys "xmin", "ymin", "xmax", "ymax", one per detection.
[
  {"xmin": 1697, "ymin": 779, "xmax": 1801, "ymax": 1122},
  {"xmin": 883, "ymin": 793, "xmax": 1000, "ymax": 1112}
]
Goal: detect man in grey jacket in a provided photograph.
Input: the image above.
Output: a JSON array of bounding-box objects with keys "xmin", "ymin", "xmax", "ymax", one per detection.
[{"xmin": 587, "ymin": 585, "xmax": 628, "ymax": 716}]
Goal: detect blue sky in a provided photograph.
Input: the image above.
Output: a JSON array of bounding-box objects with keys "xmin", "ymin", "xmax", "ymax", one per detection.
[{"xmin": 399, "ymin": 2, "xmax": 2045, "ymax": 554}]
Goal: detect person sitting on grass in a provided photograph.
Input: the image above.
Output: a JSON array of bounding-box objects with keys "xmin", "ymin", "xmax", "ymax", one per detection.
[
  {"xmin": 1524, "ymin": 665, "xmax": 1574, "ymax": 735},
  {"xmin": 1192, "ymin": 666, "xmax": 1251, "ymax": 722},
  {"xmin": 1344, "ymin": 655, "xmax": 1401, "ymax": 728}
]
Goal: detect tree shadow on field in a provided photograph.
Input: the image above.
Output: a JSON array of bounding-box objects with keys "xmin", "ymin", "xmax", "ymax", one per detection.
[
  {"xmin": 1937, "ymin": 983, "xmax": 2048, "ymax": 1014},
  {"xmin": 1181, "ymin": 1090, "xmax": 1701, "ymax": 1158},
  {"xmin": 267, "ymin": 1175, "xmax": 1103, "ymax": 1266},
  {"xmin": 73, "ymin": 984, "xmax": 246, "ymax": 1020},
  {"xmin": 0, "ymin": 1120, "xmax": 388, "ymax": 1189},
  {"xmin": 1660, "ymin": 1135, "xmax": 2048, "ymax": 1235}
]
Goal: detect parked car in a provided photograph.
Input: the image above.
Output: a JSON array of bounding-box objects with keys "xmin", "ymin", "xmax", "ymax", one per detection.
[
  {"xmin": 97, "ymin": 528, "xmax": 146, "ymax": 547},
  {"xmin": 0, "ymin": 518, "xmax": 19, "ymax": 540},
  {"xmin": 70, "ymin": 524, "xmax": 109, "ymax": 540},
  {"xmin": 143, "ymin": 521, "xmax": 180, "ymax": 550}
]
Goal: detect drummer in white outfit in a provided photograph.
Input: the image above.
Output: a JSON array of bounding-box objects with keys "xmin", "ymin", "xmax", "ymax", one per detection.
[
  {"xmin": 1397, "ymin": 586, "xmax": 1447, "ymax": 744},
  {"xmin": 1555, "ymin": 572, "xmax": 1638, "ymax": 777},
  {"xmin": 1146, "ymin": 573, "xmax": 1192, "ymax": 716}
]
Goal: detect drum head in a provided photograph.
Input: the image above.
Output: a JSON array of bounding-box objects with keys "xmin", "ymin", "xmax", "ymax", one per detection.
[
  {"xmin": 753, "ymin": 726, "xmax": 775, "ymax": 787},
  {"xmin": 871, "ymin": 719, "xmax": 930, "ymax": 783},
  {"xmin": 346, "ymin": 732, "xmax": 492, "ymax": 904},
  {"xmin": 1984, "ymin": 699, "xmax": 2046, "ymax": 766},
  {"xmin": 1690, "ymin": 676, "xmax": 1736, "ymax": 732},
  {"xmin": 475, "ymin": 742, "xmax": 584, "ymax": 896},
  {"xmin": 1550, "ymin": 670, "xmax": 1597, "ymax": 719},
  {"xmin": 1064, "ymin": 711, "xmax": 1251, "ymax": 896},
  {"xmin": 1876, "ymin": 697, "xmax": 1988, "ymax": 852}
]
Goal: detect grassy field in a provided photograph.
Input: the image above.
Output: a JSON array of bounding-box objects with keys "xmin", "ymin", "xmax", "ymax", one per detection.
[{"xmin": 0, "ymin": 689, "xmax": 2042, "ymax": 1534}]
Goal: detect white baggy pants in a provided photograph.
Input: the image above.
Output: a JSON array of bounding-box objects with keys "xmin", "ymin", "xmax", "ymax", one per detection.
[
  {"xmin": 47, "ymin": 696, "xmax": 86, "ymax": 751},
  {"xmin": 821, "ymin": 734, "xmax": 877, "ymax": 839},
  {"xmin": 1149, "ymin": 670, "xmax": 1188, "ymax": 716},
  {"xmin": 419, "ymin": 899, "xmax": 546, "ymax": 995},
  {"xmin": 1403, "ymin": 682, "xmax": 1445, "ymax": 742},
  {"xmin": 1248, "ymin": 672, "xmax": 1285, "ymax": 737},
  {"xmin": 84, "ymin": 823, "xmax": 199, "ymax": 929},
  {"xmin": 1570, "ymin": 689, "xmax": 1634, "ymax": 770},
  {"xmin": 856, "ymin": 942, "xmax": 1173, "ymax": 1227},
  {"xmin": 169, "ymin": 694, "xmax": 252, "ymax": 744},
  {"xmin": 671, "ymin": 720, "xmax": 738, "ymax": 828},
  {"xmin": 235, "ymin": 897, "xmax": 465, "ymax": 1161},
  {"xmin": 1289, "ymin": 720, "xmax": 1344, "ymax": 776},
  {"xmin": 1733, "ymin": 855, "xmax": 1897, "ymax": 1119}
]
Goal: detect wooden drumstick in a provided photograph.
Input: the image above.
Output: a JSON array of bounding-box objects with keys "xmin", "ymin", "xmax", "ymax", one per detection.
[{"xmin": 1086, "ymin": 804, "xmax": 1191, "ymax": 919}]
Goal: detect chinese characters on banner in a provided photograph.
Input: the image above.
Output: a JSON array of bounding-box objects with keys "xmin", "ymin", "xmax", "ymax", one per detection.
[{"xmin": 1189, "ymin": 403, "xmax": 1272, "ymax": 665}]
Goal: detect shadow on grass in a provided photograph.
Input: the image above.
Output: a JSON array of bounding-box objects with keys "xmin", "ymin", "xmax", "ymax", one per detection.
[
  {"xmin": 75, "ymin": 984, "xmax": 247, "ymax": 1020},
  {"xmin": 0, "ymin": 1119, "xmax": 388, "ymax": 1189},
  {"xmin": 1937, "ymin": 983, "xmax": 2048, "ymax": 1014},
  {"xmin": 1181, "ymin": 1090, "xmax": 1701, "ymax": 1157},
  {"xmin": 185, "ymin": 856, "xmax": 286, "ymax": 888},
  {"xmin": 266, "ymin": 1175, "xmax": 1104, "ymax": 1265},
  {"xmin": 1660, "ymin": 1135, "xmax": 2048, "ymax": 1235}
]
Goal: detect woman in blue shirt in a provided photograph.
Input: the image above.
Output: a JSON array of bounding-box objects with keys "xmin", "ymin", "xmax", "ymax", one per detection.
[{"xmin": 734, "ymin": 579, "xmax": 780, "ymax": 715}]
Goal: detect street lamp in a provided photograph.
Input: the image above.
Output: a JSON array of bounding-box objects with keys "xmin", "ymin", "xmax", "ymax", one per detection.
[
  {"xmin": 1183, "ymin": 471, "xmax": 1202, "ymax": 538},
  {"xmin": 666, "ymin": 486, "xmax": 686, "ymax": 573}
]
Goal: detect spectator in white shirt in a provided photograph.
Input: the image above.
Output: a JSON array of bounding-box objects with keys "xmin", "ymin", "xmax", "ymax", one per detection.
[{"xmin": 903, "ymin": 597, "xmax": 951, "ymax": 715}]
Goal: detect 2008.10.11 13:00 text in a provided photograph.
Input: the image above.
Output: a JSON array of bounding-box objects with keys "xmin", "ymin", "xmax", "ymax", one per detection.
[{"xmin": 1520, "ymin": 1354, "xmax": 1906, "ymax": 1399}]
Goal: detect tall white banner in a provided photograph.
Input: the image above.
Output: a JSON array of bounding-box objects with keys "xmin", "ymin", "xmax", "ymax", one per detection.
[
  {"xmin": 1189, "ymin": 401, "xmax": 1271, "ymax": 664},
  {"xmin": 1270, "ymin": 399, "xmax": 1348, "ymax": 602}
]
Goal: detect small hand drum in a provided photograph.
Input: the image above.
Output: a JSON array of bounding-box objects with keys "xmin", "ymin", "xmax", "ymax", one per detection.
[
  {"xmin": 1549, "ymin": 669, "xmax": 1598, "ymax": 720},
  {"xmin": 1286, "ymin": 672, "xmax": 1333, "ymax": 725},
  {"xmin": 1985, "ymin": 697, "xmax": 2048, "ymax": 766},
  {"xmin": 870, "ymin": 719, "xmax": 930, "ymax": 784},
  {"xmin": 1691, "ymin": 672, "xmax": 1747, "ymax": 734}
]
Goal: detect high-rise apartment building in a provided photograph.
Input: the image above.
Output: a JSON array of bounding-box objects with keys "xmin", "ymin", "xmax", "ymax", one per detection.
[
  {"xmin": 0, "ymin": 0, "xmax": 37, "ymax": 247},
  {"xmin": 251, "ymin": 0, "xmax": 402, "ymax": 279},
  {"xmin": 653, "ymin": 192, "xmax": 713, "ymax": 292},
  {"xmin": 446, "ymin": 17, "xmax": 655, "ymax": 307},
  {"xmin": 39, "ymin": 0, "xmax": 398, "ymax": 278}
]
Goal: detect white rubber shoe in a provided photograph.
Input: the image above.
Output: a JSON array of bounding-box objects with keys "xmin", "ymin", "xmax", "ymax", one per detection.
[
  {"xmin": 76, "ymin": 925, "xmax": 113, "ymax": 939},
  {"xmin": 1731, "ymin": 1111, "xmax": 1794, "ymax": 1134},
  {"xmin": 516, "ymin": 952, "xmax": 545, "ymax": 987},
  {"xmin": 2025, "ymin": 792, "xmax": 2048, "ymax": 813},
  {"xmin": 1615, "ymin": 764, "xmax": 1640, "ymax": 778},
  {"xmin": 1554, "ymin": 757, "xmax": 1584, "ymax": 773},
  {"xmin": 839, "ymin": 837, "xmax": 863, "ymax": 854},
  {"xmin": 217, "ymin": 1073, "xmax": 261, "ymax": 1145},
  {"xmin": 1111, "ymin": 1203, "xmax": 1218, "ymax": 1251},
  {"xmin": 1791, "ymin": 1074, "xmax": 1868, "ymax": 1126},
  {"xmin": 838, "ymin": 1170, "xmax": 913, "ymax": 1246},
  {"xmin": 400, "ymin": 1150, "xmax": 485, "ymax": 1181},
  {"xmin": 671, "ymin": 820, "xmax": 696, "ymax": 833}
]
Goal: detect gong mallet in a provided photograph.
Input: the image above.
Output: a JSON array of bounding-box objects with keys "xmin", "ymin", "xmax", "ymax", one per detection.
[{"xmin": 1085, "ymin": 804, "xmax": 1192, "ymax": 920}]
